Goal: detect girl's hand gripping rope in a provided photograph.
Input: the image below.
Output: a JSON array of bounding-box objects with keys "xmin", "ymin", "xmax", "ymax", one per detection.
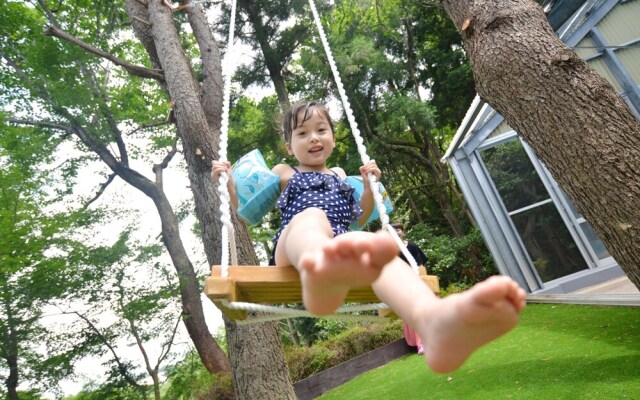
[
  {"xmin": 212, "ymin": 160, "xmax": 238, "ymax": 209},
  {"xmin": 359, "ymin": 159, "xmax": 381, "ymax": 186}
]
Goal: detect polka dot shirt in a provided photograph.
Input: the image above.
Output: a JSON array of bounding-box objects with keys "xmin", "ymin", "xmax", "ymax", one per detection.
[{"xmin": 273, "ymin": 167, "xmax": 363, "ymax": 246}]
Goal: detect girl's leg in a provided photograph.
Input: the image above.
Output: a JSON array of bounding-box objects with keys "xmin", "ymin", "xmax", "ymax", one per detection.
[
  {"xmin": 275, "ymin": 208, "xmax": 333, "ymax": 269},
  {"xmin": 372, "ymin": 260, "xmax": 526, "ymax": 373},
  {"xmin": 275, "ymin": 208, "xmax": 398, "ymax": 315}
]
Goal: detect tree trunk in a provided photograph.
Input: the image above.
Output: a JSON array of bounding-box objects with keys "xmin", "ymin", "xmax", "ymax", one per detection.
[
  {"xmin": 403, "ymin": 18, "xmax": 422, "ymax": 101},
  {"xmin": 137, "ymin": 1, "xmax": 295, "ymax": 397},
  {"xmin": 239, "ymin": 0, "xmax": 291, "ymax": 107},
  {"xmin": 121, "ymin": 0, "xmax": 228, "ymax": 375},
  {"xmin": 441, "ymin": 0, "xmax": 640, "ymax": 289},
  {"xmin": 226, "ymin": 320, "xmax": 297, "ymax": 400}
]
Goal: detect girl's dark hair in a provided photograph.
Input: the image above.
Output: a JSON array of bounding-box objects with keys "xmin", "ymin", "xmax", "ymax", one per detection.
[{"xmin": 282, "ymin": 100, "xmax": 334, "ymax": 143}]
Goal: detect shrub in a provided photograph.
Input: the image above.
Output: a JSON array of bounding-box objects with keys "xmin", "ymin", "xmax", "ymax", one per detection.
[
  {"xmin": 286, "ymin": 344, "xmax": 339, "ymax": 382},
  {"xmin": 285, "ymin": 319, "xmax": 403, "ymax": 382},
  {"xmin": 162, "ymin": 351, "xmax": 234, "ymax": 400},
  {"xmin": 408, "ymin": 224, "xmax": 498, "ymax": 287},
  {"xmin": 280, "ymin": 312, "xmax": 355, "ymax": 346},
  {"xmin": 440, "ymin": 281, "xmax": 472, "ymax": 296},
  {"xmin": 196, "ymin": 374, "xmax": 234, "ymax": 400}
]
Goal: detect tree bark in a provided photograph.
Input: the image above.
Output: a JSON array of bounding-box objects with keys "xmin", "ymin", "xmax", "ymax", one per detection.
[
  {"xmin": 136, "ymin": 1, "xmax": 295, "ymax": 397},
  {"xmin": 441, "ymin": 0, "xmax": 640, "ymax": 288},
  {"xmin": 226, "ymin": 320, "xmax": 297, "ymax": 400}
]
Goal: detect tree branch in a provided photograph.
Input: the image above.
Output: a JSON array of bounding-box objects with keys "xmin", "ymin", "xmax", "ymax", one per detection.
[
  {"xmin": 116, "ymin": 287, "xmax": 157, "ymax": 381},
  {"xmin": 127, "ymin": 120, "xmax": 175, "ymax": 137},
  {"xmin": 9, "ymin": 114, "xmax": 152, "ymax": 196},
  {"xmin": 152, "ymin": 136, "xmax": 179, "ymax": 186},
  {"xmin": 70, "ymin": 311, "xmax": 143, "ymax": 389},
  {"xmin": 384, "ymin": 139, "xmax": 425, "ymax": 149},
  {"xmin": 82, "ymin": 173, "xmax": 117, "ymax": 210},
  {"xmin": 8, "ymin": 118, "xmax": 72, "ymax": 134},
  {"xmin": 156, "ymin": 313, "xmax": 182, "ymax": 368},
  {"xmin": 43, "ymin": 26, "xmax": 164, "ymax": 81},
  {"xmin": 1, "ymin": 49, "xmax": 53, "ymax": 103},
  {"xmin": 81, "ymin": 64, "xmax": 130, "ymax": 166}
]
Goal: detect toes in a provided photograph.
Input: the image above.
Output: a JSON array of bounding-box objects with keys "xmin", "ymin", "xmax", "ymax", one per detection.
[
  {"xmin": 470, "ymin": 277, "xmax": 527, "ymax": 311},
  {"xmin": 299, "ymin": 254, "xmax": 314, "ymax": 273},
  {"xmin": 334, "ymin": 237, "xmax": 357, "ymax": 257},
  {"xmin": 471, "ymin": 277, "xmax": 515, "ymax": 306},
  {"xmin": 373, "ymin": 232, "xmax": 399, "ymax": 254},
  {"xmin": 334, "ymin": 234, "xmax": 372, "ymax": 259},
  {"xmin": 510, "ymin": 287, "xmax": 527, "ymax": 311}
]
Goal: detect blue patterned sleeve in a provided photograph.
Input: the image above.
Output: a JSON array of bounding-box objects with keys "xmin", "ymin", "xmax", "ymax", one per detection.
[{"xmin": 339, "ymin": 179, "xmax": 364, "ymax": 223}]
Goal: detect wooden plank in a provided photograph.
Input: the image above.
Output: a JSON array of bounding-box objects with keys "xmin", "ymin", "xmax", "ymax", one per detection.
[
  {"xmin": 527, "ymin": 293, "xmax": 640, "ymax": 307},
  {"xmin": 204, "ymin": 265, "xmax": 440, "ymax": 316},
  {"xmin": 293, "ymin": 339, "xmax": 413, "ymax": 400}
]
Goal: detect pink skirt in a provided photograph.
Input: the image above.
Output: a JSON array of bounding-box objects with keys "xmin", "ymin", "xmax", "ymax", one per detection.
[{"xmin": 402, "ymin": 322, "xmax": 422, "ymax": 347}]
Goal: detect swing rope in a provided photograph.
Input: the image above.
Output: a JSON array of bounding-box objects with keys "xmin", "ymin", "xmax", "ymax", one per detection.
[
  {"xmin": 306, "ymin": 0, "xmax": 418, "ymax": 273},
  {"xmin": 219, "ymin": 300, "xmax": 391, "ymax": 325},
  {"xmin": 212, "ymin": 0, "xmax": 422, "ymax": 323},
  {"xmin": 217, "ymin": 0, "xmax": 240, "ymax": 275}
]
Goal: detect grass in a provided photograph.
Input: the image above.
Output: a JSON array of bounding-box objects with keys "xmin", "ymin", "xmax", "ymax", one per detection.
[{"xmin": 318, "ymin": 304, "xmax": 640, "ymax": 399}]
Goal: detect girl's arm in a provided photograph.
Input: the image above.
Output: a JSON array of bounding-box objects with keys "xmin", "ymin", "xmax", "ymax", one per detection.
[
  {"xmin": 357, "ymin": 160, "xmax": 381, "ymax": 227},
  {"xmin": 211, "ymin": 160, "xmax": 239, "ymax": 209},
  {"xmin": 271, "ymin": 163, "xmax": 294, "ymax": 191}
]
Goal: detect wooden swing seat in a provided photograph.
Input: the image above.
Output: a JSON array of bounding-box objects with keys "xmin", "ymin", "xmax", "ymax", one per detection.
[{"xmin": 205, "ymin": 265, "xmax": 440, "ymax": 320}]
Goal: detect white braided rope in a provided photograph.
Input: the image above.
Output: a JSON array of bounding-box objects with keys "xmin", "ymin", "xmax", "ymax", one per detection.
[
  {"xmin": 235, "ymin": 313, "xmax": 387, "ymax": 325},
  {"xmin": 222, "ymin": 300, "xmax": 389, "ymax": 313},
  {"xmin": 221, "ymin": 300, "xmax": 391, "ymax": 325},
  {"xmin": 386, "ymin": 224, "xmax": 419, "ymax": 272},
  {"xmin": 216, "ymin": 0, "xmax": 240, "ymax": 276},
  {"xmin": 307, "ymin": 0, "xmax": 419, "ymax": 273}
]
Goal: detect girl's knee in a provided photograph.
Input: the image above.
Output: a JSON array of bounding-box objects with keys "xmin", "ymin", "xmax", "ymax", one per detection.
[{"xmin": 288, "ymin": 207, "xmax": 332, "ymax": 234}]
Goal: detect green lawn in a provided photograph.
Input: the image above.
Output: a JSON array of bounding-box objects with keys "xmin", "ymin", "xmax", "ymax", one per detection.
[{"xmin": 318, "ymin": 304, "xmax": 640, "ymax": 399}]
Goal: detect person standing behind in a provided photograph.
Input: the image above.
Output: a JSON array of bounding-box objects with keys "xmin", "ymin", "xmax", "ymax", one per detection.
[{"xmin": 391, "ymin": 222, "xmax": 428, "ymax": 355}]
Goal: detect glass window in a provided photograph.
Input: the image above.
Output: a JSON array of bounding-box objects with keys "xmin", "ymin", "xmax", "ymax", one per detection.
[
  {"xmin": 587, "ymin": 57, "xmax": 623, "ymax": 91},
  {"xmin": 557, "ymin": 188, "xmax": 612, "ymax": 262},
  {"xmin": 511, "ymin": 203, "xmax": 588, "ymax": 282},
  {"xmin": 488, "ymin": 120, "xmax": 514, "ymax": 140},
  {"xmin": 481, "ymin": 140, "xmax": 549, "ymax": 212},
  {"xmin": 573, "ymin": 37, "xmax": 599, "ymax": 59},
  {"xmin": 481, "ymin": 139, "xmax": 588, "ymax": 283}
]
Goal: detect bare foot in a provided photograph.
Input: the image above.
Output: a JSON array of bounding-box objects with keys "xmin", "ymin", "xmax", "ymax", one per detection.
[
  {"xmin": 416, "ymin": 275, "xmax": 526, "ymax": 373},
  {"xmin": 298, "ymin": 231, "xmax": 397, "ymax": 315}
]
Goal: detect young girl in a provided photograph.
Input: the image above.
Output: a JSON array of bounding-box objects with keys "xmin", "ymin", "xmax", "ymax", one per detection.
[{"xmin": 213, "ymin": 100, "xmax": 526, "ymax": 373}]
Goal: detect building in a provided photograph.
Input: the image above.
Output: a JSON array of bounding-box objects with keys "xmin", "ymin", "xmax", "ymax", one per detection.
[{"xmin": 442, "ymin": 0, "xmax": 640, "ymax": 293}]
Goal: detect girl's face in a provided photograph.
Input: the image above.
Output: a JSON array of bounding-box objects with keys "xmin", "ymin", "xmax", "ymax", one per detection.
[{"xmin": 286, "ymin": 109, "xmax": 335, "ymax": 170}]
